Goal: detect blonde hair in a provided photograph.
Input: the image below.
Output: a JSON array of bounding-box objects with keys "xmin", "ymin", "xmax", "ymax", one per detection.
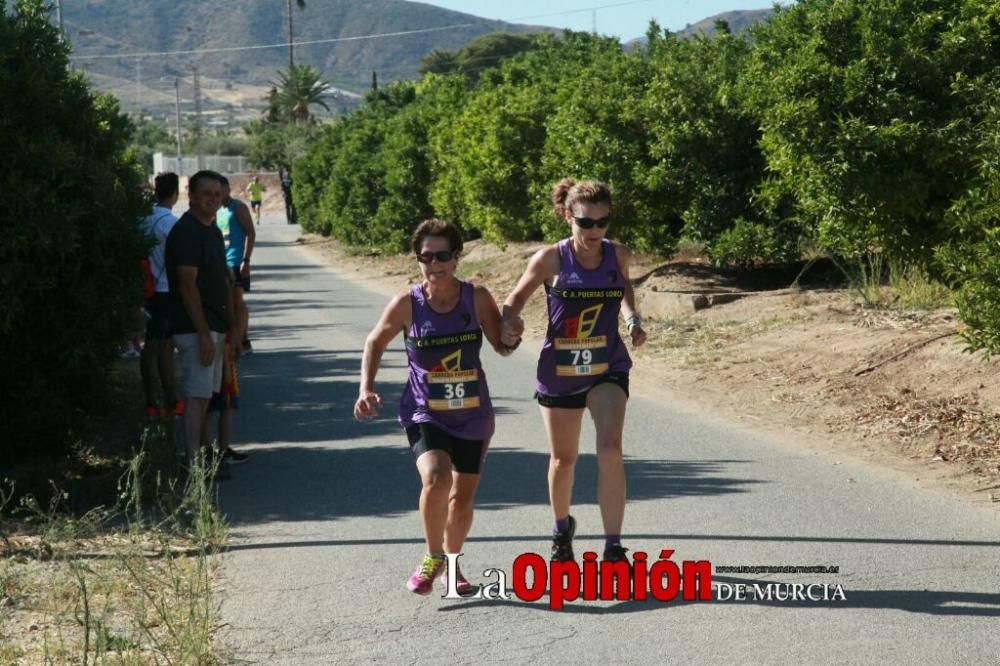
[{"xmin": 551, "ymin": 178, "xmax": 612, "ymax": 220}]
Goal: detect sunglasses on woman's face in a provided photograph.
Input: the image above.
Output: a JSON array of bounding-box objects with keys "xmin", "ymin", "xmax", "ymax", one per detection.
[
  {"xmin": 416, "ymin": 250, "xmax": 457, "ymax": 264},
  {"xmin": 573, "ymin": 215, "xmax": 611, "ymax": 230}
]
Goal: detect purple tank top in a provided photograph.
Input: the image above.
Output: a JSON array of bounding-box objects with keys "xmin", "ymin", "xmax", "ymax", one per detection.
[
  {"xmin": 399, "ymin": 281, "xmax": 495, "ymax": 441},
  {"xmin": 536, "ymin": 239, "xmax": 632, "ymax": 396}
]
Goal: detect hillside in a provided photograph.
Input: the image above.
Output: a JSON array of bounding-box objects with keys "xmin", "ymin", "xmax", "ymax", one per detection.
[
  {"xmin": 63, "ymin": 0, "xmax": 547, "ymax": 122},
  {"xmin": 678, "ymin": 8, "xmax": 775, "ymax": 38},
  {"xmin": 627, "ymin": 8, "xmax": 776, "ymax": 48}
]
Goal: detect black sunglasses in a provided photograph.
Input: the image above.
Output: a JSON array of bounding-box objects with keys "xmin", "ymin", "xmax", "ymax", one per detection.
[
  {"xmin": 416, "ymin": 250, "xmax": 457, "ymax": 264},
  {"xmin": 573, "ymin": 215, "xmax": 611, "ymax": 229}
]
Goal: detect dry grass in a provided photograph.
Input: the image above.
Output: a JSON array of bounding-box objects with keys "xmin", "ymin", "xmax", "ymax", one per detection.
[
  {"xmin": 640, "ymin": 315, "xmax": 797, "ymax": 365},
  {"xmin": 839, "ymin": 392, "xmax": 1000, "ymax": 477},
  {"xmin": 1, "ymin": 432, "xmax": 230, "ymax": 664}
]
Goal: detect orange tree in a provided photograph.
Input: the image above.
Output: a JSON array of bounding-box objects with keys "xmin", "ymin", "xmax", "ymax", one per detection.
[{"xmin": 0, "ymin": 0, "xmax": 148, "ymax": 465}]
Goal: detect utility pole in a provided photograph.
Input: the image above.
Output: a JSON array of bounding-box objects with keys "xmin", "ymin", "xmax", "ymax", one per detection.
[
  {"xmin": 134, "ymin": 60, "xmax": 142, "ymax": 117},
  {"xmin": 192, "ymin": 65, "xmax": 204, "ymax": 170},
  {"xmin": 174, "ymin": 77, "xmax": 183, "ymax": 175},
  {"xmin": 591, "ymin": 9, "xmax": 597, "ymax": 34},
  {"xmin": 287, "ymin": 0, "xmax": 295, "ymax": 69},
  {"xmin": 54, "ymin": 0, "xmax": 64, "ymax": 40}
]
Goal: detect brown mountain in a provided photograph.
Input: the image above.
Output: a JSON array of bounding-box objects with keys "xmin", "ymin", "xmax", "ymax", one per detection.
[{"xmin": 63, "ymin": 0, "xmax": 547, "ymax": 120}]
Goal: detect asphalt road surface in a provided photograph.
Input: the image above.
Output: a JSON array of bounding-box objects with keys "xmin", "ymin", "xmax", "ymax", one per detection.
[{"xmin": 217, "ymin": 219, "xmax": 1000, "ymax": 665}]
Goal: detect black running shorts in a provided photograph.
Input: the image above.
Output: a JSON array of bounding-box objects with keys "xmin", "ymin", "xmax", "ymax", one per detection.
[
  {"xmin": 534, "ymin": 372, "xmax": 630, "ymax": 409},
  {"xmin": 406, "ymin": 423, "xmax": 488, "ymax": 475}
]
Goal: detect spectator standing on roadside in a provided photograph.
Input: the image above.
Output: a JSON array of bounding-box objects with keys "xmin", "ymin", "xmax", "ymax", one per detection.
[
  {"xmin": 140, "ymin": 172, "xmax": 181, "ymax": 419},
  {"xmin": 165, "ymin": 170, "xmax": 240, "ymax": 472},
  {"xmin": 281, "ymin": 172, "xmax": 296, "ymax": 225},
  {"xmin": 217, "ymin": 176, "xmax": 256, "ymax": 354}
]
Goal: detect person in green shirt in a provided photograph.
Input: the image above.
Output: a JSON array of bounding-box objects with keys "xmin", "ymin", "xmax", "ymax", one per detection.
[{"xmin": 245, "ymin": 175, "xmax": 265, "ymax": 224}]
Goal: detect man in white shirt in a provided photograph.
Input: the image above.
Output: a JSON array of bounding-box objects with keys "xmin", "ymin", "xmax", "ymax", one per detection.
[{"xmin": 141, "ymin": 172, "xmax": 180, "ymax": 419}]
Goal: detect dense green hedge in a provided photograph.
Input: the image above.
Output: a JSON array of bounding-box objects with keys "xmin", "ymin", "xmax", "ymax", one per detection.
[
  {"xmin": 293, "ymin": 0, "xmax": 1000, "ymax": 351},
  {"xmin": 1, "ymin": 0, "xmax": 149, "ymax": 465}
]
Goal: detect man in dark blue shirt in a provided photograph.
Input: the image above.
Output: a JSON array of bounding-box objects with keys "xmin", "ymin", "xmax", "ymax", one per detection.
[{"xmin": 165, "ymin": 170, "xmax": 240, "ymax": 470}]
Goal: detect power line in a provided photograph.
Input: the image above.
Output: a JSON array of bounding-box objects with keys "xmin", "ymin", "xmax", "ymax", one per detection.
[
  {"xmin": 507, "ymin": 0, "xmax": 660, "ymax": 24},
  {"xmin": 68, "ymin": 0, "xmax": 662, "ymax": 62},
  {"xmin": 70, "ymin": 22, "xmax": 481, "ymax": 61}
]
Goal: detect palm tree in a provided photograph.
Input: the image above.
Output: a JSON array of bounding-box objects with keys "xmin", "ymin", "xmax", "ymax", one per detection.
[
  {"xmin": 287, "ymin": 0, "xmax": 306, "ymax": 69},
  {"xmin": 419, "ymin": 49, "xmax": 460, "ymax": 76},
  {"xmin": 274, "ymin": 64, "xmax": 330, "ymax": 123}
]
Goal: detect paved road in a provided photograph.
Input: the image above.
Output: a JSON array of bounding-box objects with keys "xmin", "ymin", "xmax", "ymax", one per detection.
[{"xmin": 218, "ymin": 220, "xmax": 1000, "ymax": 664}]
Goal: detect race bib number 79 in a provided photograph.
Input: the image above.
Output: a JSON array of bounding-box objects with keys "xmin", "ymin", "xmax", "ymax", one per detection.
[{"xmin": 554, "ymin": 336, "xmax": 609, "ymax": 376}]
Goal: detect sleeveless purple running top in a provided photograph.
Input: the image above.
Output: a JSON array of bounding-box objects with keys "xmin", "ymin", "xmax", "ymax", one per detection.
[
  {"xmin": 536, "ymin": 239, "xmax": 632, "ymax": 396},
  {"xmin": 399, "ymin": 281, "xmax": 495, "ymax": 441}
]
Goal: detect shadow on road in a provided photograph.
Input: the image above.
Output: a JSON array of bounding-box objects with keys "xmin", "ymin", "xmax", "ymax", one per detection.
[{"xmin": 221, "ymin": 445, "xmax": 762, "ymax": 526}]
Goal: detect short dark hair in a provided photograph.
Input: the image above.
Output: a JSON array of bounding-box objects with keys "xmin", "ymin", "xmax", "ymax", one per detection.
[
  {"xmin": 218, "ymin": 175, "xmax": 230, "ymax": 187},
  {"xmin": 410, "ymin": 219, "xmax": 463, "ymax": 255},
  {"xmin": 153, "ymin": 172, "xmax": 179, "ymax": 202},
  {"xmin": 188, "ymin": 170, "xmax": 225, "ymax": 194}
]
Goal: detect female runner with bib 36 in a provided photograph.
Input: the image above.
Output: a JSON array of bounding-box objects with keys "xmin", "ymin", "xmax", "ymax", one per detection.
[{"xmin": 355, "ymin": 219, "xmax": 515, "ymax": 595}]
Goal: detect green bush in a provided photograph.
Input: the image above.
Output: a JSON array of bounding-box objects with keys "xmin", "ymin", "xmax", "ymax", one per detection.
[
  {"xmin": 0, "ymin": 0, "xmax": 148, "ymax": 465},
  {"xmin": 287, "ymin": 2, "xmax": 1000, "ymax": 349},
  {"xmin": 643, "ymin": 26, "xmax": 778, "ymax": 255},
  {"xmin": 291, "ymin": 123, "xmax": 340, "ymax": 235},
  {"xmin": 743, "ymin": 0, "xmax": 996, "ymax": 263},
  {"xmin": 315, "ymin": 85, "xmax": 417, "ymax": 251},
  {"xmin": 538, "ymin": 36, "xmax": 674, "ymax": 251},
  {"xmin": 935, "ymin": 0, "xmax": 1000, "ymax": 351},
  {"xmin": 708, "ymin": 218, "xmax": 801, "ymax": 268},
  {"xmin": 431, "ymin": 33, "xmax": 618, "ymax": 244}
]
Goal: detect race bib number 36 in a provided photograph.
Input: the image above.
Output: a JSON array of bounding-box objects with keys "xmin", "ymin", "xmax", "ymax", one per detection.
[
  {"xmin": 554, "ymin": 336, "xmax": 609, "ymax": 376},
  {"xmin": 427, "ymin": 369, "xmax": 481, "ymax": 410}
]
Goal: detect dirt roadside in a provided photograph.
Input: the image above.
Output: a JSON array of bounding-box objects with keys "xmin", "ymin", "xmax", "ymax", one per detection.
[{"xmin": 293, "ymin": 235, "xmax": 1000, "ymax": 507}]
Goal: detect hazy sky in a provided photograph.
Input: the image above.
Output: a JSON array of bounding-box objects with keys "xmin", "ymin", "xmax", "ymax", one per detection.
[{"xmin": 418, "ymin": 0, "xmax": 783, "ymax": 41}]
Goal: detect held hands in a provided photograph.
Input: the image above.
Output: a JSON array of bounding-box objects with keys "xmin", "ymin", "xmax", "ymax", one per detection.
[
  {"xmin": 501, "ymin": 314, "xmax": 524, "ymax": 348},
  {"xmin": 354, "ymin": 390, "xmax": 383, "ymax": 421}
]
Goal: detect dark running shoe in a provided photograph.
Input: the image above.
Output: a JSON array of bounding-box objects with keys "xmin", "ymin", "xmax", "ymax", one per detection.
[
  {"xmin": 603, "ymin": 543, "xmax": 630, "ymax": 563},
  {"xmin": 222, "ymin": 447, "xmax": 249, "ymax": 464},
  {"xmin": 551, "ymin": 515, "xmax": 576, "ymax": 562}
]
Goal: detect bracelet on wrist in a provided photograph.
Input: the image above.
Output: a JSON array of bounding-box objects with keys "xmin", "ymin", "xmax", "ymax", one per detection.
[{"xmin": 503, "ymin": 337, "xmax": 522, "ymax": 352}]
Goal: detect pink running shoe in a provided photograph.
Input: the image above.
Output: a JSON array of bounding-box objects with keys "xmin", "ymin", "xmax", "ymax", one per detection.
[
  {"xmin": 407, "ymin": 554, "xmax": 445, "ymax": 595},
  {"xmin": 441, "ymin": 560, "xmax": 474, "ymax": 595}
]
